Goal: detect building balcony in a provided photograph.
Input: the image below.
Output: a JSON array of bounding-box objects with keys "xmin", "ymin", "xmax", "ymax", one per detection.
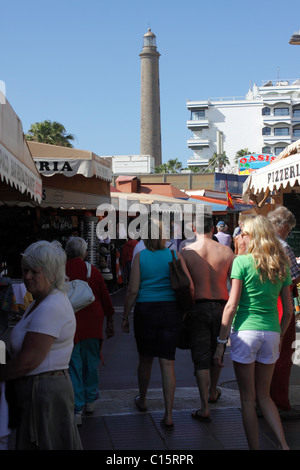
[
  {"xmin": 263, "ymin": 116, "xmax": 291, "ymax": 125},
  {"xmin": 187, "ymin": 138, "xmax": 210, "ymax": 149},
  {"xmin": 187, "ymin": 101, "xmax": 209, "ymax": 111},
  {"xmin": 187, "ymin": 158, "xmax": 209, "ymax": 168},
  {"xmin": 187, "ymin": 119, "xmax": 210, "ymax": 130},
  {"xmin": 263, "ymin": 135, "xmax": 292, "ymax": 145},
  {"xmin": 262, "ymin": 98, "xmax": 292, "ymax": 106}
]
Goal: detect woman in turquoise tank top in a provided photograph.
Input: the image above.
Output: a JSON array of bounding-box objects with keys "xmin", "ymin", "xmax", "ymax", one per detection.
[
  {"xmin": 214, "ymin": 215, "xmax": 293, "ymax": 450},
  {"xmin": 121, "ymin": 220, "xmax": 194, "ymax": 429}
]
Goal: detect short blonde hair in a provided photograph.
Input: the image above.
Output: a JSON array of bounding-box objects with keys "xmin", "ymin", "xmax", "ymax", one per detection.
[{"xmin": 243, "ymin": 215, "xmax": 290, "ymax": 283}]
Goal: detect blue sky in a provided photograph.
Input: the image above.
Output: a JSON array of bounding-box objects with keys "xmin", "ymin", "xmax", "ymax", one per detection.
[{"xmin": 1, "ymin": 0, "xmax": 300, "ymax": 168}]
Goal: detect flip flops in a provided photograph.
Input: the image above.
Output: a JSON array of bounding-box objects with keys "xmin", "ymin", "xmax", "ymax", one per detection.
[
  {"xmin": 191, "ymin": 409, "xmax": 211, "ymax": 422},
  {"xmin": 160, "ymin": 419, "xmax": 174, "ymax": 430},
  {"xmin": 208, "ymin": 387, "xmax": 222, "ymax": 403},
  {"xmin": 134, "ymin": 395, "xmax": 147, "ymax": 412}
]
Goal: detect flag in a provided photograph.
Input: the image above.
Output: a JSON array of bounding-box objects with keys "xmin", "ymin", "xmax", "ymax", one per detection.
[{"xmin": 225, "ymin": 181, "xmax": 234, "ymax": 210}]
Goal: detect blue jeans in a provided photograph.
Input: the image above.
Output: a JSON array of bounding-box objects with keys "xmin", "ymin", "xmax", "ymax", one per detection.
[{"xmin": 69, "ymin": 338, "xmax": 101, "ymax": 413}]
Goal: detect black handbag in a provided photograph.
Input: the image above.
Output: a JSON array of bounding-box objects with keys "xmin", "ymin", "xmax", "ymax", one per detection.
[{"xmin": 169, "ymin": 251, "xmax": 194, "ymax": 314}]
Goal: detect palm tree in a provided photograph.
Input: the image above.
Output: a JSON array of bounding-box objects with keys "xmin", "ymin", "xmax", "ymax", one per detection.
[
  {"xmin": 166, "ymin": 158, "xmax": 182, "ymax": 173},
  {"xmin": 155, "ymin": 163, "xmax": 169, "ymax": 173},
  {"xmin": 25, "ymin": 120, "xmax": 75, "ymax": 147},
  {"xmin": 207, "ymin": 152, "xmax": 230, "ymax": 172},
  {"xmin": 188, "ymin": 165, "xmax": 200, "ymax": 173},
  {"xmin": 155, "ymin": 158, "xmax": 183, "ymax": 174}
]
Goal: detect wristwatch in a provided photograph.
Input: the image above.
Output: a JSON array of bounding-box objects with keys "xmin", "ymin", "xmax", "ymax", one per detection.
[{"xmin": 217, "ymin": 337, "xmax": 228, "ymax": 344}]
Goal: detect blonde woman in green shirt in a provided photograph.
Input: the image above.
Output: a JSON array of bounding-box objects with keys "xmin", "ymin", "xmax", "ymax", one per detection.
[{"xmin": 214, "ymin": 215, "xmax": 293, "ymax": 450}]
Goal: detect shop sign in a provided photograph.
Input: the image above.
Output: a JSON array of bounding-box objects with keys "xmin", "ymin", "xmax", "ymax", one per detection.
[
  {"xmin": 35, "ymin": 158, "xmax": 111, "ymax": 181},
  {"xmin": 238, "ymin": 154, "xmax": 276, "ymax": 175},
  {"xmin": 0, "ymin": 143, "xmax": 42, "ymax": 202},
  {"xmin": 243, "ymin": 152, "xmax": 300, "ymax": 195},
  {"xmin": 267, "ymin": 160, "xmax": 300, "ymax": 185}
]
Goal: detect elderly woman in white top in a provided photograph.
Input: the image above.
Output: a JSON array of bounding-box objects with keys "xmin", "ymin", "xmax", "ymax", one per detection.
[{"xmin": 0, "ymin": 241, "xmax": 82, "ymax": 450}]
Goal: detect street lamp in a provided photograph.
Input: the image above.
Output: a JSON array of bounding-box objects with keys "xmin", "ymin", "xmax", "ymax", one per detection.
[{"xmin": 289, "ymin": 31, "xmax": 300, "ymax": 45}]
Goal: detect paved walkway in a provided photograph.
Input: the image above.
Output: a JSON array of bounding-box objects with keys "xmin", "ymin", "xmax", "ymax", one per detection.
[
  {"xmin": 7, "ymin": 287, "xmax": 300, "ymax": 452},
  {"xmin": 77, "ymin": 288, "xmax": 300, "ymax": 451}
]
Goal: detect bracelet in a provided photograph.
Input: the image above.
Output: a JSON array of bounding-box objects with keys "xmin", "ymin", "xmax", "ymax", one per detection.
[
  {"xmin": 122, "ymin": 316, "xmax": 129, "ymax": 321},
  {"xmin": 217, "ymin": 336, "xmax": 228, "ymax": 344}
]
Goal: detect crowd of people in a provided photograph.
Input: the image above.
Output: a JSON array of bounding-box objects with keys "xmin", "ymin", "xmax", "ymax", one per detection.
[
  {"xmin": 122, "ymin": 206, "xmax": 299, "ymax": 451},
  {"xmin": 0, "ymin": 205, "xmax": 299, "ymax": 451}
]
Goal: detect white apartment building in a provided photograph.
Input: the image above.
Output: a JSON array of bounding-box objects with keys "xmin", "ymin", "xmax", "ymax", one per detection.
[{"xmin": 187, "ymin": 79, "xmax": 300, "ymax": 169}]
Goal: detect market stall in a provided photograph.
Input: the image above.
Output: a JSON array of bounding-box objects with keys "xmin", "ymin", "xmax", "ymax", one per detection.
[
  {"xmin": 0, "ymin": 95, "xmax": 41, "ymax": 334},
  {"xmin": 26, "ymin": 141, "xmax": 113, "ymax": 276},
  {"xmin": 242, "ymin": 139, "xmax": 300, "ymax": 256},
  {"xmin": 0, "ymin": 97, "xmax": 42, "ymax": 206},
  {"xmin": 0, "ymin": 96, "xmax": 42, "ymax": 277}
]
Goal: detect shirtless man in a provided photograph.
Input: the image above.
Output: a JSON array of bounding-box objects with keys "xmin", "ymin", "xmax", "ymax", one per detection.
[{"xmin": 181, "ymin": 213, "xmax": 235, "ymax": 422}]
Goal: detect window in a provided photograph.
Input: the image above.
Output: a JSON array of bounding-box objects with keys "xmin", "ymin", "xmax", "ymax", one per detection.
[
  {"xmin": 275, "ymin": 147, "xmax": 285, "ymax": 155},
  {"xmin": 274, "ymin": 108, "xmax": 289, "ymax": 116},
  {"xmin": 293, "ymin": 109, "xmax": 300, "ymax": 117},
  {"xmin": 274, "ymin": 127, "xmax": 289, "ymax": 136},
  {"xmin": 262, "ymin": 146, "xmax": 271, "ymax": 153},
  {"xmin": 262, "ymin": 107, "xmax": 271, "ymax": 116},
  {"xmin": 293, "ymin": 128, "xmax": 300, "ymax": 137},
  {"xmin": 262, "ymin": 127, "xmax": 271, "ymax": 135},
  {"xmin": 191, "ymin": 110, "xmax": 205, "ymax": 120}
]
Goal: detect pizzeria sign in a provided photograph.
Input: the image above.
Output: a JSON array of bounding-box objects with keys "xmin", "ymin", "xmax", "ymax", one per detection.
[{"xmin": 243, "ymin": 152, "xmax": 300, "ymax": 195}]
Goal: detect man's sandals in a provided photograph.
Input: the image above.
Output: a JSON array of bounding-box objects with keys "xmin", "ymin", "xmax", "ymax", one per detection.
[
  {"xmin": 191, "ymin": 410, "xmax": 211, "ymax": 422},
  {"xmin": 191, "ymin": 388, "xmax": 222, "ymax": 422},
  {"xmin": 134, "ymin": 395, "xmax": 147, "ymax": 412},
  {"xmin": 208, "ymin": 387, "xmax": 222, "ymax": 403}
]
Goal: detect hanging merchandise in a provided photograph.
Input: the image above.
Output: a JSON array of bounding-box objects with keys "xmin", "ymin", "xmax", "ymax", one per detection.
[
  {"xmin": 83, "ymin": 217, "xmax": 99, "ymax": 266},
  {"xmin": 295, "ymin": 295, "xmax": 300, "ymax": 314},
  {"xmin": 99, "ymin": 249, "xmax": 113, "ymax": 281}
]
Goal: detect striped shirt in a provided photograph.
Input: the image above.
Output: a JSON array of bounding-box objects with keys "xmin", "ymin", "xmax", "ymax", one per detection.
[{"xmin": 279, "ymin": 237, "xmax": 300, "ymax": 282}]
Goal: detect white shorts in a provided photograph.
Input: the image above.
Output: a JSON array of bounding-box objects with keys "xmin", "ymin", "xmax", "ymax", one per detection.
[{"xmin": 230, "ymin": 329, "xmax": 280, "ymax": 364}]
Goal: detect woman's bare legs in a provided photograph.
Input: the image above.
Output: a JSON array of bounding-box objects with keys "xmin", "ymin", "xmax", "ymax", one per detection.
[
  {"xmin": 159, "ymin": 358, "xmax": 176, "ymax": 426},
  {"xmin": 137, "ymin": 355, "xmax": 154, "ymax": 409},
  {"xmin": 255, "ymin": 362, "xmax": 289, "ymax": 450},
  {"xmin": 234, "ymin": 360, "xmax": 289, "ymax": 450},
  {"xmin": 233, "ymin": 361, "xmax": 259, "ymax": 449}
]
